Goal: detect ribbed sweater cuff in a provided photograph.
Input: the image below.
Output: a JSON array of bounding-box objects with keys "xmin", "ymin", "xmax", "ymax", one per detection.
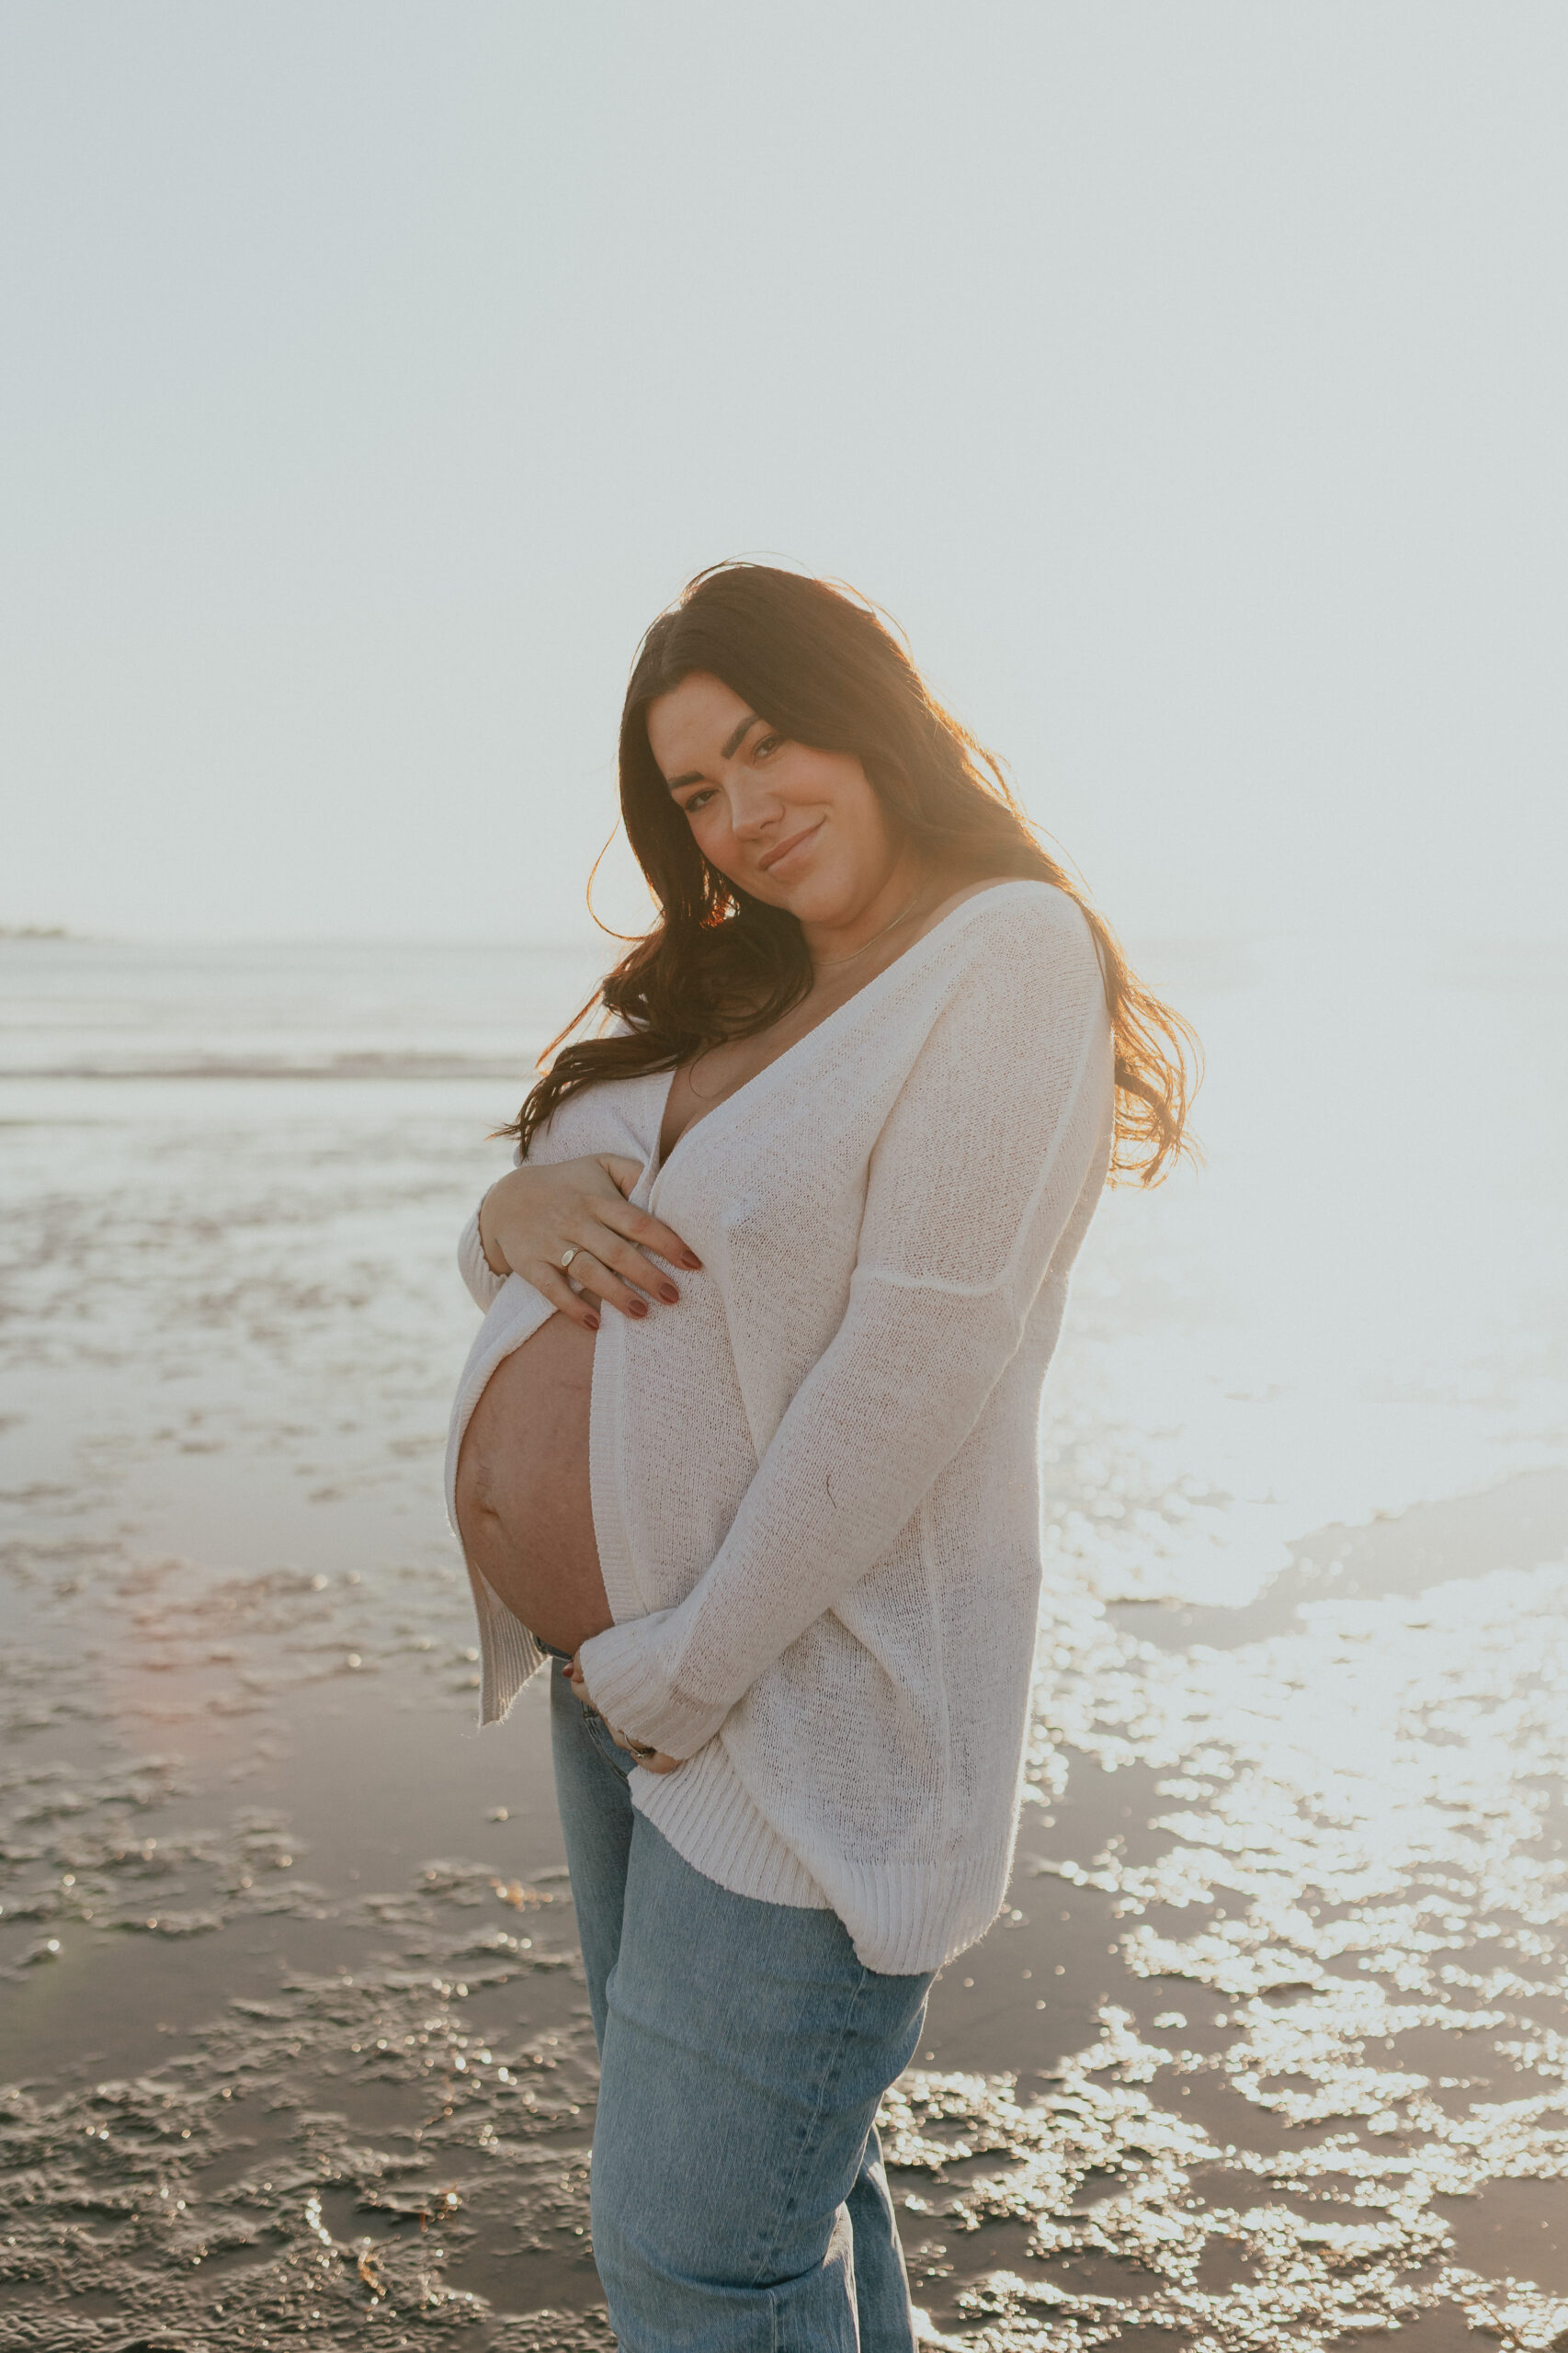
[
  {"xmin": 575, "ymin": 1620, "xmax": 729, "ymax": 1758},
  {"xmin": 458, "ymin": 1211, "xmax": 507, "ymax": 1311}
]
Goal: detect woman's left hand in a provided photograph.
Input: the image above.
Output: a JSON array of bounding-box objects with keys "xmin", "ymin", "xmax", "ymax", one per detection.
[{"xmin": 567, "ymin": 1654, "xmax": 683, "ymax": 1774}]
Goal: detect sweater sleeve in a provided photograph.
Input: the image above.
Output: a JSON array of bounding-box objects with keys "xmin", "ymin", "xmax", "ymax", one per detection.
[
  {"xmin": 459, "ymin": 1210, "xmax": 508, "ymax": 1311},
  {"xmin": 576, "ymin": 894, "xmax": 1114, "ymax": 1758},
  {"xmin": 459, "ymin": 1134, "xmax": 529, "ymax": 1312}
]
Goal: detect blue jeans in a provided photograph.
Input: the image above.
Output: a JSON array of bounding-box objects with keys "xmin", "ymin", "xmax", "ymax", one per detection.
[{"xmin": 549, "ymin": 1656, "xmax": 933, "ymax": 2351}]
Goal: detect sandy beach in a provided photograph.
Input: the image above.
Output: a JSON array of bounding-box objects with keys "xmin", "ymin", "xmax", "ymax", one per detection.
[{"xmin": 3, "ymin": 931, "xmax": 1566, "ymax": 2351}]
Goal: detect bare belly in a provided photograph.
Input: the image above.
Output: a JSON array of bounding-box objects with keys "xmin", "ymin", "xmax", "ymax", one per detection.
[{"xmin": 453, "ymin": 1314, "xmax": 612, "ymax": 1656}]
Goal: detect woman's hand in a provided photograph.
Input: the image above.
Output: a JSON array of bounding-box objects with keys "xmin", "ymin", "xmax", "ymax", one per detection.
[
  {"xmin": 478, "ymin": 1154, "xmax": 700, "ymax": 1331},
  {"xmin": 566, "ymin": 1653, "xmax": 682, "ymax": 1774}
]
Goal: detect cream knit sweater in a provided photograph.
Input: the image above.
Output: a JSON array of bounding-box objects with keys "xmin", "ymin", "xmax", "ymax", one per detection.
[{"xmin": 446, "ymin": 881, "xmax": 1114, "ymax": 1973}]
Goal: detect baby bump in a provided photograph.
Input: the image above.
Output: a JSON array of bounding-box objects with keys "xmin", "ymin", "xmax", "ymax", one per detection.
[{"xmin": 454, "ymin": 1313, "xmax": 611, "ymax": 1655}]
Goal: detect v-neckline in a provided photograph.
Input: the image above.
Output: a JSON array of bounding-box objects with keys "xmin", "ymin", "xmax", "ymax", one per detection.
[{"xmin": 650, "ymin": 880, "xmax": 1036, "ymax": 1181}]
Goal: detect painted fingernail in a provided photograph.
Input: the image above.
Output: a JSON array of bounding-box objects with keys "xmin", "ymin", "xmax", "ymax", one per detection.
[
  {"xmin": 585, "ymin": 1313, "xmax": 600, "ymax": 1332},
  {"xmin": 681, "ymin": 1253, "xmax": 703, "ymax": 1269},
  {"xmin": 628, "ymin": 1299, "xmax": 648, "ymax": 1318},
  {"xmin": 659, "ymin": 1284, "xmax": 679, "ymax": 1304}
]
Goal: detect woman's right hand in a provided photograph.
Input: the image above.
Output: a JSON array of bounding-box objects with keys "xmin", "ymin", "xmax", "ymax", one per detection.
[{"xmin": 477, "ymin": 1155, "xmax": 700, "ymax": 1330}]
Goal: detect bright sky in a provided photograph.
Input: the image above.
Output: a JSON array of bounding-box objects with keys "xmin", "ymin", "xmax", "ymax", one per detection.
[{"xmin": 4, "ymin": 4, "xmax": 1564, "ymax": 945}]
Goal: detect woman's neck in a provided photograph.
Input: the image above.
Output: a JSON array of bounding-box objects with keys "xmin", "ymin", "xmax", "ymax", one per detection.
[{"xmin": 799, "ymin": 855, "xmax": 934, "ymax": 976}]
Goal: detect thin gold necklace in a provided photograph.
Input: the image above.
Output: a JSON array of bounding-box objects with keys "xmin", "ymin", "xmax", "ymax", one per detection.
[
  {"xmin": 811, "ymin": 887, "xmax": 926, "ymax": 970},
  {"xmin": 686, "ymin": 887, "xmax": 929, "ymax": 1103}
]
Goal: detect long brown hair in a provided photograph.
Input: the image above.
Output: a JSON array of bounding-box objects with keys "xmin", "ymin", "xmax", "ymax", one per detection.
[{"xmin": 508, "ymin": 563, "xmax": 1199, "ymax": 1183}]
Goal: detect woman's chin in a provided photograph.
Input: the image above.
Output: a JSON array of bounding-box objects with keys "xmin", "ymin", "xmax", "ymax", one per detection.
[{"xmin": 764, "ymin": 873, "xmax": 862, "ymax": 928}]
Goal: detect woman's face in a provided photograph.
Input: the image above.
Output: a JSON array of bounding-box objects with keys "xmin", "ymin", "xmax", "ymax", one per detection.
[{"xmin": 646, "ymin": 671, "xmax": 908, "ymax": 926}]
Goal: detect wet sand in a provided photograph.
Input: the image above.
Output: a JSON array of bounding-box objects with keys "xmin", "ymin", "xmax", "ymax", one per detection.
[{"xmin": 4, "ymin": 938, "xmax": 1567, "ymax": 2349}]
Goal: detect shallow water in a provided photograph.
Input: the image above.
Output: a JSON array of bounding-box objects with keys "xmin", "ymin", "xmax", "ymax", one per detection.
[{"xmin": 1, "ymin": 931, "xmax": 1565, "ymax": 2350}]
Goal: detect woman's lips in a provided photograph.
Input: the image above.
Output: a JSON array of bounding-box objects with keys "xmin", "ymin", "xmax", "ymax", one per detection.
[{"xmin": 757, "ymin": 819, "xmax": 824, "ymax": 877}]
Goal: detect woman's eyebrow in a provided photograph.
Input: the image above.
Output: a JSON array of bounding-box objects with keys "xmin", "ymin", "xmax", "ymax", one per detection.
[{"xmin": 665, "ymin": 715, "xmax": 761, "ymax": 793}]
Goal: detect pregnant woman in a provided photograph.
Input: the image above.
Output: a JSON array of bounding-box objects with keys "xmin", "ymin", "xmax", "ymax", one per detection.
[{"xmin": 447, "ymin": 563, "xmax": 1195, "ymax": 2350}]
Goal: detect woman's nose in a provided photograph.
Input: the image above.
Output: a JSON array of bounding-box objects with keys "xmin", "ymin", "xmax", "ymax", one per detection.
[{"xmin": 727, "ymin": 777, "xmax": 784, "ymax": 837}]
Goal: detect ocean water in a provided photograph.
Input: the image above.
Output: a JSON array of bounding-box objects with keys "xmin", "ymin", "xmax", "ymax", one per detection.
[{"xmin": 1, "ymin": 929, "xmax": 1565, "ymax": 2350}]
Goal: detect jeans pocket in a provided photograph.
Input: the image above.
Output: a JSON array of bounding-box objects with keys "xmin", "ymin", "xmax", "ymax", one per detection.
[{"xmin": 585, "ymin": 1708, "xmax": 637, "ymax": 1778}]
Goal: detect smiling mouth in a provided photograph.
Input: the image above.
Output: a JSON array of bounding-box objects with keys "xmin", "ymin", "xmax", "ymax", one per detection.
[{"xmin": 757, "ymin": 820, "xmax": 824, "ymax": 875}]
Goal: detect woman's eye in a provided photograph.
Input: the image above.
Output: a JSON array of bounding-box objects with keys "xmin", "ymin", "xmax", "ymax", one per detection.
[
  {"xmin": 682, "ymin": 788, "xmax": 715, "ymax": 813},
  {"xmin": 755, "ymin": 734, "xmax": 782, "ymax": 760}
]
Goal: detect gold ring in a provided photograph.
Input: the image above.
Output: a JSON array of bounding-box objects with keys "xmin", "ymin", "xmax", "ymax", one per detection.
[{"xmin": 561, "ymin": 1246, "xmax": 579, "ymax": 1269}]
